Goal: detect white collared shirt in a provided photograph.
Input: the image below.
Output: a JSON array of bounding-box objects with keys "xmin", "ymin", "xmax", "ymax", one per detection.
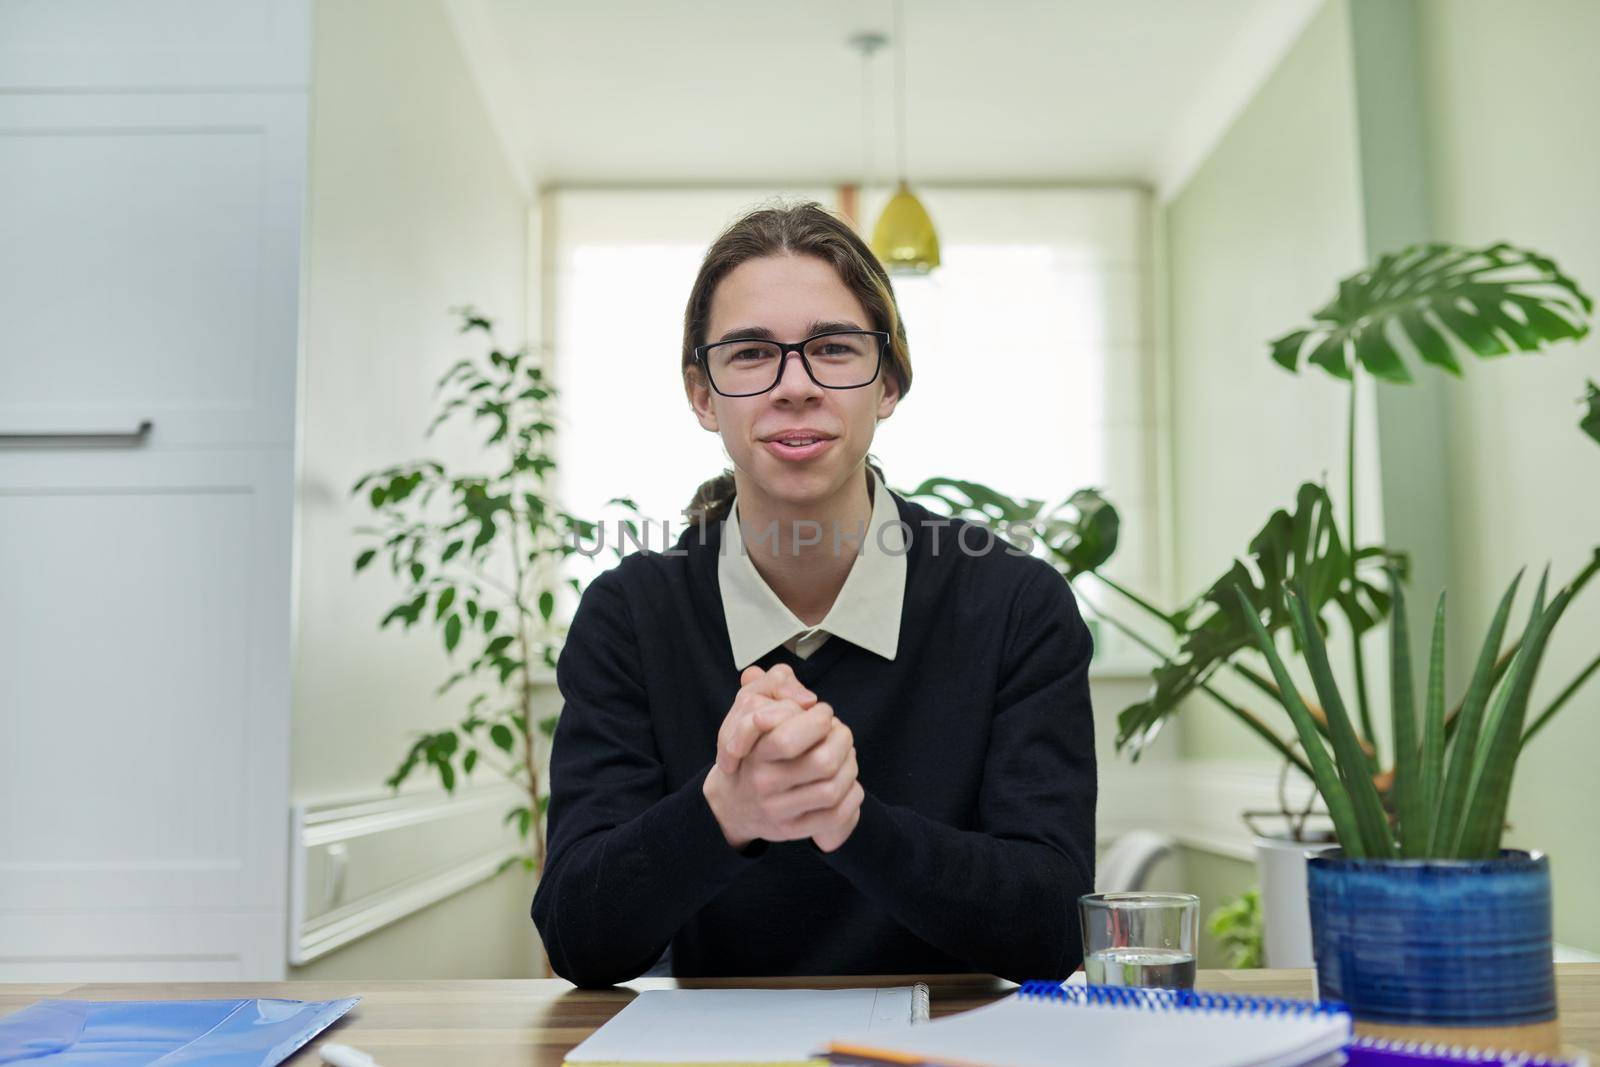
[{"xmin": 718, "ymin": 466, "xmax": 906, "ymax": 670}]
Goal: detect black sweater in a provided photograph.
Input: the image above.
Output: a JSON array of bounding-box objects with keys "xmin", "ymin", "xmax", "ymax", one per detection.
[{"xmin": 530, "ymin": 490, "xmax": 1097, "ymax": 987}]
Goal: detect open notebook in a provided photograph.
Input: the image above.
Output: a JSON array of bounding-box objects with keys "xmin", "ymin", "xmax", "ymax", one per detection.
[
  {"xmin": 563, "ymin": 984, "xmax": 929, "ymax": 1067},
  {"xmin": 825, "ymin": 982, "xmax": 1351, "ymax": 1067}
]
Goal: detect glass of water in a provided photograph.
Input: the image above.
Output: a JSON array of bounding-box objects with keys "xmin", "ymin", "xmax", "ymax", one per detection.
[{"xmin": 1078, "ymin": 892, "xmax": 1199, "ymax": 989}]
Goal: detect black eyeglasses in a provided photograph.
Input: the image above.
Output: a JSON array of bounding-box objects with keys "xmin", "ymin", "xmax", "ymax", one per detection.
[{"xmin": 694, "ymin": 329, "xmax": 889, "ymax": 398}]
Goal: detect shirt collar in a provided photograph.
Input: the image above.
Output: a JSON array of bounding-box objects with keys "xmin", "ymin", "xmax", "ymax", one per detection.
[{"xmin": 718, "ymin": 466, "xmax": 906, "ymax": 671}]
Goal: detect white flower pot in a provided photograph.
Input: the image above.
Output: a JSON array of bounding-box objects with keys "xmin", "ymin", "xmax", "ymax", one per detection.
[{"xmin": 1254, "ymin": 833, "xmax": 1338, "ymax": 968}]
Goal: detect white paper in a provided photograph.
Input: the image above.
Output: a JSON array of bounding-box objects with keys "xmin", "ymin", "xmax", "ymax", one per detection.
[{"xmin": 563, "ymin": 986, "xmax": 919, "ymax": 1064}]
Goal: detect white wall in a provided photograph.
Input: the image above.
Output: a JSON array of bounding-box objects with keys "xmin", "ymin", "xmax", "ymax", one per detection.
[
  {"xmin": 1418, "ymin": 0, "xmax": 1600, "ymax": 955},
  {"xmin": 291, "ymin": 0, "xmax": 536, "ymax": 978},
  {"xmin": 1161, "ymin": 0, "xmax": 1387, "ymax": 763}
]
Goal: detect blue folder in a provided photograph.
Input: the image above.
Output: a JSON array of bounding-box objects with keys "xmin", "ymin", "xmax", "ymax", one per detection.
[{"xmin": 0, "ymin": 996, "xmax": 358, "ymax": 1065}]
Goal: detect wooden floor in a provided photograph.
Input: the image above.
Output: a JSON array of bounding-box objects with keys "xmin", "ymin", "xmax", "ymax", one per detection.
[{"xmin": 1, "ymin": 966, "xmax": 1595, "ymax": 1065}]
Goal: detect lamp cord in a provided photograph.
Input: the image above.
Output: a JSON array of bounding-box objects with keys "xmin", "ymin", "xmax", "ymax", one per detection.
[
  {"xmin": 893, "ymin": 0, "xmax": 907, "ymax": 183},
  {"xmin": 860, "ymin": 36, "xmax": 875, "ymax": 193}
]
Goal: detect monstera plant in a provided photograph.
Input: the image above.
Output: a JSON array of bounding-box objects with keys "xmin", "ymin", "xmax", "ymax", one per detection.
[{"xmin": 908, "ymin": 241, "xmax": 1597, "ymax": 797}]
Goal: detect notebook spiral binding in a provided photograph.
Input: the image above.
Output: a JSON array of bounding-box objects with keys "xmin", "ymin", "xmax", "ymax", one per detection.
[
  {"xmin": 1017, "ymin": 980, "xmax": 1348, "ymax": 1019},
  {"xmin": 1346, "ymin": 1032, "xmax": 1584, "ymax": 1066}
]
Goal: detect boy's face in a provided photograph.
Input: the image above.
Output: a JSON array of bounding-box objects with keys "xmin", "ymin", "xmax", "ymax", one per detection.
[{"xmin": 689, "ymin": 253, "xmax": 899, "ymax": 513}]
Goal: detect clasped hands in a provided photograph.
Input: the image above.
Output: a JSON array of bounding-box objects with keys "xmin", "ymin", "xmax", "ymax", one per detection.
[{"xmin": 702, "ymin": 662, "xmax": 863, "ymax": 854}]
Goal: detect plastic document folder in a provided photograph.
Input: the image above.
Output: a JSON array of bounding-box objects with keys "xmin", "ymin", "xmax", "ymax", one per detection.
[
  {"xmin": 563, "ymin": 984, "xmax": 930, "ymax": 1067},
  {"xmin": 1342, "ymin": 1034, "xmax": 1589, "ymax": 1066},
  {"xmin": 0, "ymin": 996, "xmax": 359, "ymax": 1066},
  {"xmin": 824, "ymin": 981, "xmax": 1351, "ymax": 1067}
]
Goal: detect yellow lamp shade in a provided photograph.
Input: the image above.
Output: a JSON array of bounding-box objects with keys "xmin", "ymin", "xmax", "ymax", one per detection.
[{"xmin": 871, "ymin": 181, "xmax": 940, "ymax": 274}]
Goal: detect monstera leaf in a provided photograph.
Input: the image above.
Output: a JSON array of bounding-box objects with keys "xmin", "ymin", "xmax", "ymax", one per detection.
[
  {"xmin": 1269, "ymin": 243, "xmax": 1592, "ymax": 383},
  {"xmin": 1116, "ymin": 483, "xmax": 1406, "ymax": 758},
  {"xmin": 899, "ymin": 476, "xmax": 1119, "ymax": 579},
  {"xmin": 1583, "ymin": 380, "xmax": 1600, "ymax": 447}
]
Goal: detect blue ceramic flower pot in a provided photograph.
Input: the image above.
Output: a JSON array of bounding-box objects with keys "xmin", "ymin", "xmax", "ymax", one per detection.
[{"xmin": 1306, "ymin": 849, "xmax": 1556, "ymax": 1027}]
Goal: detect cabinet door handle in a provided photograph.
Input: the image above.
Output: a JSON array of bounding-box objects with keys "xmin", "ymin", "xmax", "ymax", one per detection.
[{"xmin": 0, "ymin": 420, "xmax": 153, "ymax": 445}]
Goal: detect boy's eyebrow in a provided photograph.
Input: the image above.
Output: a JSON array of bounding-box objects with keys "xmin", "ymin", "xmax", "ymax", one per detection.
[{"xmin": 714, "ymin": 319, "xmax": 865, "ymax": 343}]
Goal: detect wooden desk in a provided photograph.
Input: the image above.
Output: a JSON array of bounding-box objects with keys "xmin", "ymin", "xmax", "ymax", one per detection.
[{"xmin": 2, "ymin": 966, "xmax": 1596, "ymax": 1065}]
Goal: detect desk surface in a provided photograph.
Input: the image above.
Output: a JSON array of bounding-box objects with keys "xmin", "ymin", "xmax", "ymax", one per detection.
[{"xmin": 3, "ymin": 966, "xmax": 1597, "ymax": 1065}]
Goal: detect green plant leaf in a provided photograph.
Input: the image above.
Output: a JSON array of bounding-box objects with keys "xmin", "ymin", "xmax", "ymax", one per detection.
[
  {"xmin": 434, "ymin": 586, "xmax": 456, "ymax": 620},
  {"xmin": 355, "ymin": 549, "xmax": 376, "ymax": 573},
  {"xmin": 1117, "ymin": 483, "xmax": 1403, "ymax": 756},
  {"xmin": 1582, "ymin": 380, "xmax": 1600, "ymax": 446},
  {"xmin": 539, "ymin": 591, "xmax": 554, "ymax": 622},
  {"xmin": 1419, "ymin": 592, "xmax": 1447, "ymax": 850},
  {"xmin": 1386, "ymin": 573, "xmax": 1425, "ymax": 857},
  {"xmin": 1269, "ymin": 243, "xmax": 1593, "ymax": 383},
  {"xmin": 441, "ymin": 539, "xmax": 464, "ymax": 563},
  {"xmin": 463, "ymin": 748, "xmax": 478, "ymax": 775},
  {"xmin": 538, "ymin": 714, "xmax": 559, "ymax": 738},
  {"xmin": 1233, "ymin": 584, "xmax": 1368, "ymax": 857},
  {"xmin": 1454, "ymin": 573, "xmax": 1573, "ymax": 858},
  {"xmin": 899, "ymin": 478, "xmax": 1119, "ymax": 578},
  {"xmin": 490, "ymin": 723, "xmax": 515, "ymax": 753},
  {"xmin": 1433, "ymin": 570, "xmax": 1523, "ymax": 853},
  {"xmin": 457, "ymin": 307, "xmax": 493, "ymax": 334},
  {"xmin": 1285, "ymin": 581, "xmax": 1396, "ymax": 857},
  {"xmin": 444, "ymin": 614, "xmax": 462, "ymax": 652}
]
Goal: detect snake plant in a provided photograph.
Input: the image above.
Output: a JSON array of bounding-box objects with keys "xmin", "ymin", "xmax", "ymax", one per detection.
[{"xmin": 1236, "ymin": 568, "xmax": 1575, "ymax": 860}]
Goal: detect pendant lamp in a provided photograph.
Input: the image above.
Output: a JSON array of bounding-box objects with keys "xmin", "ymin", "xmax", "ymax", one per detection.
[{"xmin": 870, "ymin": 0, "xmax": 939, "ymax": 273}]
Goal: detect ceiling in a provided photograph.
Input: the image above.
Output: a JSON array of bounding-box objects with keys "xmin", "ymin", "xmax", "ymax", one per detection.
[{"xmin": 451, "ymin": 0, "xmax": 1321, "ymax": 194}]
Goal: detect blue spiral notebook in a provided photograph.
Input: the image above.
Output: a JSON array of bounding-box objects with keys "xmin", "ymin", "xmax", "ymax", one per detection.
[
  {"xmin": 0, "ymin": 996, "xmax": 359, "ymax": 1066},
  {"xmin": 824, "ymin": 982, "xmax": 1591, "ymax": 1067},
  {"xmin": 825, "ymin": 982, "xmax": 1351, "ymax": 1067}
]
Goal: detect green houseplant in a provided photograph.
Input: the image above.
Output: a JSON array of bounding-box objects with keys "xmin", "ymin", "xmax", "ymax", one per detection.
[
  {"xmin": 1225, "ymin": 244, "xmax": 1596, "ymax": 1044},
  {"xmin": 904, "ymin": 242, "xmax": 1597, "ymax": 977},
  {"xmin": 1236, "ymin": 566, "xmax": 1571, "ymax": 1045},
  {"xmin": 349, "ymin": 310, "xmax": 632, "ymax": 937},
  {"xmin": 1208, "ymin": 887, "xmax": 1265, "ymax": 970}
]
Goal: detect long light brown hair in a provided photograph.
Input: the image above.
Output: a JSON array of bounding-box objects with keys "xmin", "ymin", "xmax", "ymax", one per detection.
[{"xmin": 681, "ymin": 199, "xmax": 913, "ymax": 526}]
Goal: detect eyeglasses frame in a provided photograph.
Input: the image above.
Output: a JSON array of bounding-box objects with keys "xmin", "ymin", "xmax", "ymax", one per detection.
[{"xmin": 693, "ymin": 329, "xmax": 890, "ymax": 398}]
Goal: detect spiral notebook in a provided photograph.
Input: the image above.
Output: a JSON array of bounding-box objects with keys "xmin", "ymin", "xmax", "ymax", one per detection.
[{"xmin": 824, "ymin": 982, "xmax": 1351, "ymax": 1067}]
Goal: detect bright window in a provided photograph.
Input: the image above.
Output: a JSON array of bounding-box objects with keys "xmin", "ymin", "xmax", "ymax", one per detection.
[{"xmin": 543, "ymin": 186, "xmax": 1161, "ymax": 646}]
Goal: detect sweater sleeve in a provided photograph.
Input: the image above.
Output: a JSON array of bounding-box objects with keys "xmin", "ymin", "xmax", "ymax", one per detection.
[
  {"xmin": 531, "ymin": 566, "xmax": 768, "ymax": 988},
  {"xmin": 816, "ymin": 564, "xmax": 1098, "ymax": 982}
]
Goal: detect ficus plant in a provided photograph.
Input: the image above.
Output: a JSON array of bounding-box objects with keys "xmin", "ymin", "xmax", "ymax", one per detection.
[
  {"xmin": 909, "ymin": 242, "xmax": 1598, "ymax": 812},
  {"xmin": 351, "ymin": 308, "xmax": 634, "ymax": 884}
]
